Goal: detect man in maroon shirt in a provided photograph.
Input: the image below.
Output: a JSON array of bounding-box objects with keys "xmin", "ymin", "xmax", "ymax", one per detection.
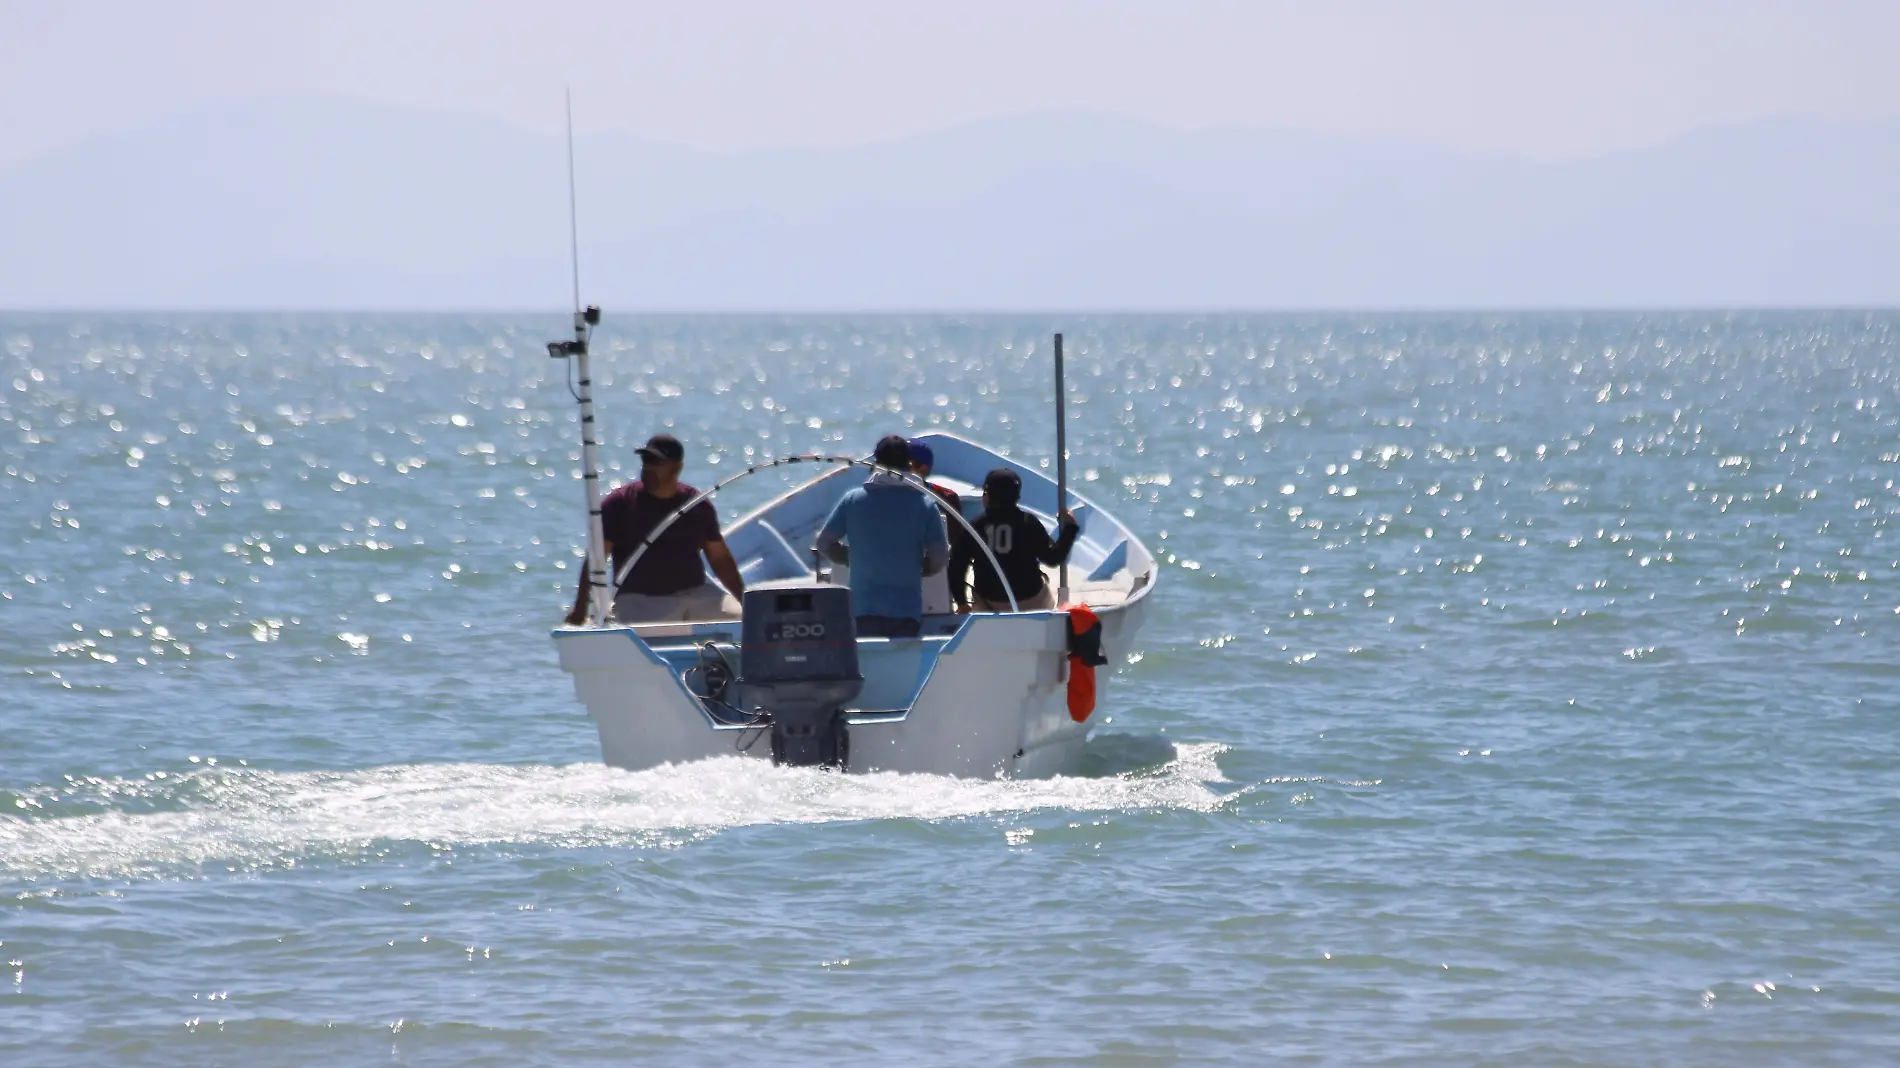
[{"xmin": 565, "ymin": 433, "xmax": 746, "ymax": 624}]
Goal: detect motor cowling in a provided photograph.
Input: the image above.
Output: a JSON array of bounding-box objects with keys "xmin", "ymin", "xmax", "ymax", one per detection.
[{"xmin": 740, "ymin": 585, "xmax": 861, "ymax": 768}]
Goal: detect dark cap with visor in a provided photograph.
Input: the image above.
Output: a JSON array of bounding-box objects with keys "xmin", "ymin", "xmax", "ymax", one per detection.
[
  {"xmin": 983, "ymin": 467, "xmax": 1022, "ymax": 505},
  {"xmin": 636, "ymin": 433, "xmax": 685, "ymax": 464}
]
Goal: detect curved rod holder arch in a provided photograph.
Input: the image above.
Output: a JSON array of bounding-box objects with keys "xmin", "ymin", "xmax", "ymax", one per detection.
[{"xmin": 599, "ymin": 454, "xmax": 1020, "ymax": 624}]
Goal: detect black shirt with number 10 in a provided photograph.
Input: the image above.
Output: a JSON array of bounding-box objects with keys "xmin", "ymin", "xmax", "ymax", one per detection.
[{"xmin": 949, "ymin": 506, "xmax": 1080, "ymax": 608}]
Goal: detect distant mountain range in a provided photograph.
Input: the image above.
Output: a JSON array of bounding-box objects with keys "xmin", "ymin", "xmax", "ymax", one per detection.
[{"xmin": 2, "ymin": 97, "xmax": 1897, "ymax": 310}]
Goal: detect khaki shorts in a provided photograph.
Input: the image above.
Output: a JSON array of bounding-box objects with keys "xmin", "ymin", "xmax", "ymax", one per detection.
[
  {"xmin": 972, "ymin": 585, "xmax": 1057, "ymax": 613},
  {"xmin": 613, "ymin": 585, "xmax": 740, "ymax": 623}
]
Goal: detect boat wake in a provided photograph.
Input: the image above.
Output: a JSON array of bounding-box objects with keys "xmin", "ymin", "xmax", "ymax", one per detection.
[{"xmin": 0, "ymin": 741, "xmax": 1232, "ymax": 880}]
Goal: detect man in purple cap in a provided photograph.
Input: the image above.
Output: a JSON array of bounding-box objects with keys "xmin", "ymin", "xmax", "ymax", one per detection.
[
  {"xmin": 906, "ymin": 438, "xmax": 964, "ymax": 519},
  {"xmin": 909, "ymin": 437, "xmax": 966, "ymax": 616},
  {"xmin": 566, "ymin": 432, "xmax": 746, "ymax": 624}
]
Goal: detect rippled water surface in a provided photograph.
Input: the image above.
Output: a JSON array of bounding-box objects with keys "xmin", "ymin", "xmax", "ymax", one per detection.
[{"xmin": 4, "ymin": 313, "xmax": 1899, "ymax": 1065}]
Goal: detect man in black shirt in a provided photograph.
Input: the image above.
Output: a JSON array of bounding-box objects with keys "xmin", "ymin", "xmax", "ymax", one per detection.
[{"xmin": 949, "ymin": 468, "xmax": 1080, "ymax": 613}]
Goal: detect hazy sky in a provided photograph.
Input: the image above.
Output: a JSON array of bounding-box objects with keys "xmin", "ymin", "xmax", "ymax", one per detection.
[{"xmin": 4, "ymin": 0, "xmax": 1898, "ymax": 170}]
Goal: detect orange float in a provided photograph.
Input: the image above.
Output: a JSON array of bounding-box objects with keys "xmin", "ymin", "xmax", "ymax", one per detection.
[{"xmin": 1064, "ymin": 604, "xmax": 1110, "ymax": 722}]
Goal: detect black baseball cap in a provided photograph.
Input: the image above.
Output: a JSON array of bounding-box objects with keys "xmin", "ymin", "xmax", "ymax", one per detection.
[
  {"xmin": 636, "ymin": 433, "xmax": 685, "ymax": 464},
  {"xmin": 983, "ymin": 468, "xmax": 1022, "ymax": 504},
  {"xmin": 873, "ymin": 434, "xmax": 910, "ymax": 469}
]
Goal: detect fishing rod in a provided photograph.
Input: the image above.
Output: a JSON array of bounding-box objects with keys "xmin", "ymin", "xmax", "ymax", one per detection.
[{"xmin": 547, "ymin": 89, "xmax": 609, "ymax": 626}]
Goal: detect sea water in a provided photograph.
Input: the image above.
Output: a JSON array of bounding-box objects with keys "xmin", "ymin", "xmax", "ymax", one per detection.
[{"xmin": 3, "ymin": 312, "xmax": 1898, "ymax": 1065}]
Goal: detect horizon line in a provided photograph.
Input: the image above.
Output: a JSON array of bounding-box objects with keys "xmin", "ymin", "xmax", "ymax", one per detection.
[{"xmin": 4, "ymin": 305, "xmax": 1898, "ymax": 317}]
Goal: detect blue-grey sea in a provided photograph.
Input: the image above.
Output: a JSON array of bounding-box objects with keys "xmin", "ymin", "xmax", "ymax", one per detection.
[{"xmin": 3, "ymin": 312, "xmax": 1899, "ymax": 1065}]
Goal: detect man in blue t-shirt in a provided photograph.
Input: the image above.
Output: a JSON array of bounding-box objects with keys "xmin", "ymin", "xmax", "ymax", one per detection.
[{"xmin": 814, "ymin": 435, "xmax": 950, "ymax": 638}]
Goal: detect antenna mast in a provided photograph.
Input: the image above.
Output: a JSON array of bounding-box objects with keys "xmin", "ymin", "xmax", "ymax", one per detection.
[
  {"xmin": 550, "ymin": 89, "xmax": 610, "ymax": 626},
  {"xmin": 566, "ymin": 89, "xmax": 583, "ymax": 314}
]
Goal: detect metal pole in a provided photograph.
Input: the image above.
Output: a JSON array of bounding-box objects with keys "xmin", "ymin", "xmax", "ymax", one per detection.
[
  {"xmin": 1054, "ymin": 332, "xmax": 1069, "ymax": 605},
  {"xmin": 575, "ymin": 318, "xmax": 609, "ymax": 625}
]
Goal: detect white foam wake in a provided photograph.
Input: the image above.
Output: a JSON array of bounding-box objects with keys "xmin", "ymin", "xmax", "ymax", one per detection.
[{"xmin": 0, "ymin": 743, "xmax": 1230, "ymax": 879}]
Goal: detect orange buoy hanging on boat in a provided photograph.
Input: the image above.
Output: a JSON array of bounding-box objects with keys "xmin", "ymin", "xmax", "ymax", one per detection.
[{"xmin": 1064, "ymin": 604, "xmax": 1110, "ymax": 722}]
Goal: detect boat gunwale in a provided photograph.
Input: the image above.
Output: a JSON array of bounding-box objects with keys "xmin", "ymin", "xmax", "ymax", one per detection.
[{"xmin": 714, "ymin": 430, "xmax": 1160, "ymax": 614}]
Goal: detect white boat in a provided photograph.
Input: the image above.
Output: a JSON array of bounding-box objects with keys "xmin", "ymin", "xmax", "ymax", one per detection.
[
  {"xmin": 533, "ymin": 158, "xmax": 1154, "ymax": 778},
  {"xmin": 551, "ymin": 430, "xmax": 1158, "ymax": 778}
]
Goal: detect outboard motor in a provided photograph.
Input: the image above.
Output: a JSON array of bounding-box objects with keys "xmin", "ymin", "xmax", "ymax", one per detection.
[{"xmin": 740, "ymin": 585, "xmax": 862, "ymax": 769}]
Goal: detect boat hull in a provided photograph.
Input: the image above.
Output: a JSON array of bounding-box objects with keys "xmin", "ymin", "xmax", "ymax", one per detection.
[{"xmin": 554, "ymin": 597, "xmax": 1146, "ymax": 779}]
